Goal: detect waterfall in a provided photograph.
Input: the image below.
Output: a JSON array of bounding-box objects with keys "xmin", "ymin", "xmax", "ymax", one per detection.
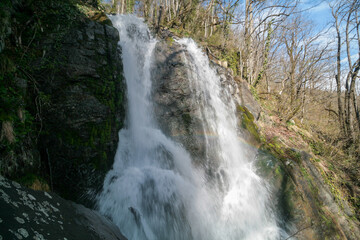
[{"xmin": 98, "ymin": 15, "xmax": 286, "ymax": 240}]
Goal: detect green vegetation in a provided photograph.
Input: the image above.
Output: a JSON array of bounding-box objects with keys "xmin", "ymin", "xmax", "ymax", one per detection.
[
  {"xmin": 16, "ymin": 173, "xmax": 49, "ymax": 191},
  {"xmin": 182, "ymin": 113, "xmax": 192, "ymax": 132},
  {"xmin": 0, "ymin": 0, "xmax": 85, "ymax": 177},
  {"xmin": 219, "ymin": 50, "xmax": 239, "ymax": 76},
  {"xmin": 237, "ymin": 105, "xmax": 260, "ymax": 141},
  {"xmin": 166, "ymin": 36, "xmax": 174, "ymax": 46},
  {"xmin": 309, "ymin": 140, "xmax": 325, "ymax": 157}
]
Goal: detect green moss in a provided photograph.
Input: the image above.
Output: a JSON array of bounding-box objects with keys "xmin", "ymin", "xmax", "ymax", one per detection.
[
  {"xmin": 0, "ymin": 72, "xmax": 35, "ymax": 154},
  {"xmin": 0, "ymin": 81, "xmax": 21, "ymax": 121},
  {"xmin": 319, "ymin": 167, "xmax": 344, "ymax": 209},
  {"xmin": 0, "ymin": 0, "xmax": 125, "ymax": 204},
  {"xmin": 16, "ymin": 173, "xmax": 47, "ymax": 188},
  {"xmin": 89, "ymin": 150, "xmax": 108, "ymax": 171},
  {"xmin": 182, "ymin": 113, "xmax": 192, "ymax": 131},
  {"xmin": 286, "ymin": 148, "xmax": 302, "ymax": 163},
  {"xmin": 237, "ymin": 105, "xmax": 259, "ymax": 141},
  {"xmin": 275, "ymin": 165, "xmax": 283, "ymax": 177},
  {"xmin": 0, "ymin": 52, "xmax": 16, "ymax": 73},
  {"xmin": 256, "ymin": 148, "xmax": 297, "ymax": 222},
  {"xmin": 311, "ymin": 157, "xmax": 321, "ymax": 162},
  {"xmin": 263, "ymin": 137, "xmax": 288, "ymax": 161},
  {"xmin": 309, "ymin": 140, "xmax": 325, "ymax": 156},
  {"xmin": 320, "ymin": 212, "xmax": 333, "ymax": 226},
  {"xmin": 219, "ymin": 50, "xmax": 239, "ymax": 75},
  {"xmin": 286, "ymin": 120, "xmax": 295, "ymax": 126},
  {"xmin": 166, "ymin": 37, "xmax": 174, "ymax": 46},
  {"xmin": 60, "ymin": 128, "xmax": 83, "ymax": 148},
  {"xmin": 0, "ymin": 0, "xmax": 92, "ymax": 147},
  {"xmin": 267, "ymin": 162, "xmax": 297, "ymax": 222},
  {"xmin": 250, "ymin": 85, "xmax": 259, "ymax": 101},
  {"xmin": 300, "ymin": 166, "xmax": 323, "ymax": 209},
  {"xmin": 319, "ymin": 211, "xmax": 338, "ymax": 236}
]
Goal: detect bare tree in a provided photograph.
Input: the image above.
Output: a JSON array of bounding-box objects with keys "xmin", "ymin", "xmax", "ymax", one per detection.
[
  {"xmin": 330, "ymin": 0, "xmax": 360, "ymax": 144},
  {"xmin": 267, "ymin": 14, "xmax": 330, "ymax": 122},
  {"xmin": 241, "ymin": 0, "xmax": 299, "ymax": 86}
]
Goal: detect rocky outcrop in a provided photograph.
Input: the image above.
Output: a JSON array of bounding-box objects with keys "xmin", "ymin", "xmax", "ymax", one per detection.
[
  {"xmin": 0, "ymin": 176, "xmax": 127, "ymax": 240},
  {"xmin": 235, "ymin": 77, "xmax": 261, "ymax": 120},
  {"xmin": 152, "ymin": 39, "xmax": 207, "ymax": 164},
  {"xmin": 0, "ymin": 0, "xmax": 125, "ymax": 206},
  {"xmin": 152, "ymin": 33, "xmax": 246, "ymax": 165},
  {"xmin": 39, "ymin": 14, "xmax": 125, "ymax": 206},
  {"xmin": 257, "ymin": 125, "xmax": 360, "ymax": 240},
  {"xmin": 258, "ymin": 149, "xmax": 360, "ymax": 240},
  {"xmin": 298, "ymin": 152, "xmax": 360, "ymax": 239}
]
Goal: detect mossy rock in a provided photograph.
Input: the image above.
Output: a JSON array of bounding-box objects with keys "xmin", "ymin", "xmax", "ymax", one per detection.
[
  {"xmin": 285, "ymin": 148, "xmax": 302, "ymax": 164},
  {"xmin": 255, "ymin": 149, "xmax": 297, "ymax": 224},
  {"xmin": 89, "ymin": 11, "xmax": 112, "ymax": 26},
  {"xmin": 182, "ymin": 113, "xmax": 192, "ymax": 131},
  {"xmin": 166, "ymin": 37, "xmax": 174, "ymax": 46},
  {"xmin": 237, "ymin": 105, "xmax": 260, "ymax": 141},
  {"xmin": 16, "ymin": 173, "xmax": 50, "ymax": 192},
  {"xmin": 0, "ymin": 0, "xmax": 125, "ymax": 207}
]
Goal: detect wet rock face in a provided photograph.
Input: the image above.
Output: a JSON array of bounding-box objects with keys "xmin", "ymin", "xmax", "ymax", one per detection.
[
  {"xmin": 0, "ymin": 176, "xmax": 127, "ymax": 240},
  {"xmin": 151, "ymin": 38, "xmax": 250, "ymax": 165},
  {"xmin": 1, "ymin": 1, "xmax": 125, "ymax": 206},
  {"xmin": 151, "ymin": 37, "xmax": 253, "ymax": 166},
  {"xmin": 152, "ymin": 40, "xmax": 207, "ymax": 164},
  {"xmin": 38, "ymin": 18, "xmax": 125, "ymax": 205}
]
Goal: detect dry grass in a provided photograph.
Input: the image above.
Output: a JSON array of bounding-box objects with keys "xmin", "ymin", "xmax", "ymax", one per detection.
[
  {"xmin": 30, "ymin": 179, "xmax": 50, "ymax": 192},
  {"xmin": 258, "ymin": 90, "xmax": 360, "ymax": 221}
]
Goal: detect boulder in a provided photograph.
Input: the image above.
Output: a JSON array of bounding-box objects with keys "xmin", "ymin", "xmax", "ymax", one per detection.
[{"xmin": 0, "ymin": 176, "xmax": 127, "ymax": 240}]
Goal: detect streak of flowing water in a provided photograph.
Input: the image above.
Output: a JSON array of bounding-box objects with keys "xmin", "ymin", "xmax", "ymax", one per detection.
[{"xmin": 98, "ymin": 15, "xmax": 286, "ymax": 240}]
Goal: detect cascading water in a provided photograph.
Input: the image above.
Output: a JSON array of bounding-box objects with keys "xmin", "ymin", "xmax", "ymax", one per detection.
[{"xmin": 98, "ymin": 15, "xmax": 287, "ymax": 240}]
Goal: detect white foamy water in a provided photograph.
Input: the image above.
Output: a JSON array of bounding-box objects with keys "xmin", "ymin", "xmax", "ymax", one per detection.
[{"xmin": 98, "ymin": 15, "xmax": 286, "ymax": 240}]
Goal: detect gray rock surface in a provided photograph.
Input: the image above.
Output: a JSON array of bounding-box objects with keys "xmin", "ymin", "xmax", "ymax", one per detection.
[
  {"xmin": 0, "ymin": 176, "xmax": 127, "ymax": 240},
  {"xmin": 236, "ymin": 78, "xmax": 261, "ymax": 120},
  {"xmin": 0, "ymin": 0, "xmax": 125, "ymax": 206},
  {"xmin": 152, "ymin": 40, "xmax": 207, "ymax": 165},
  {"xmin": 151, "ymin": 37, "xmax": 255, "ymax": 166},
  {"xmin": 36, "ymin": 17, "xmax": 125, "ymax": 206}
]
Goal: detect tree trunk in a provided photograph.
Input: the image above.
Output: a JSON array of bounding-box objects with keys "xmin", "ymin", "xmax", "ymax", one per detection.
[
  {"xmin": 350, "ymin": 60, "xmax": 360, "ymax": 139},
  {"xmin": 243, "ymin": 0, "xmax": 253, "ymax": 83},
  {"xmin": 254, "ymin": 20, "xmax": 272, "ymax": 87},
  {"xmin": 335, "ymin": 22, "xmax": 346, "ymax": 136}
]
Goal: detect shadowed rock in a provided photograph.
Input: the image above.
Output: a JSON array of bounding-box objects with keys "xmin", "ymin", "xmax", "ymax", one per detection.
[{"xmin": 0, "ymin": 176, "xmax": 127, "ymax": 240}]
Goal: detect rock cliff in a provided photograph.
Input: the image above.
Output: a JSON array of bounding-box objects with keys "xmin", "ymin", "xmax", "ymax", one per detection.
[
  {"xmin": 0, "ymin": 0, "xmax": 125, "ymax": 206},
  {"xmin": 152, "ymin": 31, "xmax": 244, "ymax": 166}
]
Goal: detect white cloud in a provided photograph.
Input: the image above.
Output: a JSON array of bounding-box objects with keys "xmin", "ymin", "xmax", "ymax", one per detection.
[
  {"xmin": 341, "ymin": 53, "xmax": 359, "ymax": 64},
  {"xmin": 309, "ymin": 1, "xmax": 330, "ymax": 13}
]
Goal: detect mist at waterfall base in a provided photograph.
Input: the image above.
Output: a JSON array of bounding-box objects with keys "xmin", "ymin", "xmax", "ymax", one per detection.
[{"xmin": 97, "ymin": 15, "xmax": 289, "ymax": 240}]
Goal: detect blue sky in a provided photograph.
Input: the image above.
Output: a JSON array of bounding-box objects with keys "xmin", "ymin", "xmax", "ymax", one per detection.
[
  {"xmin": 103, "ymin": 0, "xmax": 332, "ymax": 27},
  {"xmin": 300, "ymin": 1, "xmax": 360, "ymax": 65},
  {"xmin": 301, "ymin": 0, "xmax": 332, "ymax": 30}
]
